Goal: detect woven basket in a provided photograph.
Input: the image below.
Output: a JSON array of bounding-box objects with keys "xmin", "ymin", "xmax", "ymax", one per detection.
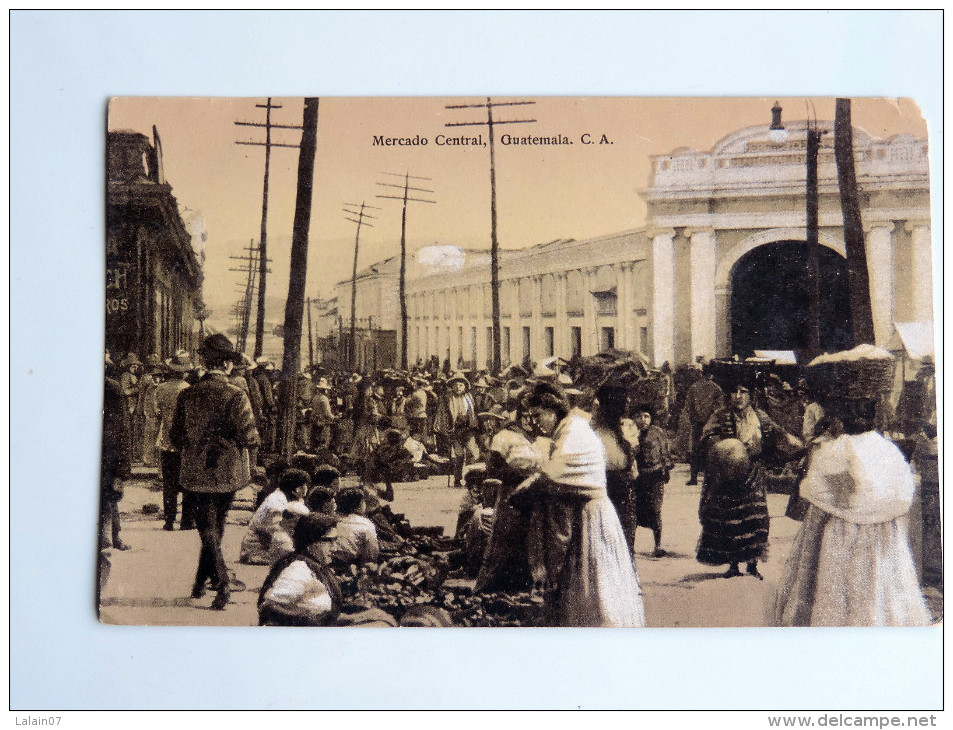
[{"xmin": 806, "ymin": 358, "xmax": 896, "ymax": 399}]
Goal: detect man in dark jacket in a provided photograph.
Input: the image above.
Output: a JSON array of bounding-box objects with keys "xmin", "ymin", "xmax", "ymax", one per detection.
[
  {"xmin": 172, "ymin": 334, "xmax": 260, "ymax": 610},
  {"xmin": 680, "ymin": 366, "xmax": 725, "ymax": 485},
  {"xmin": 102, "ymin": 353, "xmax": 132, "ymax": 551}
]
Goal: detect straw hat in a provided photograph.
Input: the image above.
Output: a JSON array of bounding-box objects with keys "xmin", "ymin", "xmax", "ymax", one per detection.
[
  {"xmin": 164, "ymin": 349, "xmax": 194, "ymax": 373},
  {"xmin": 447, "ymin": 372, "xmax": 471, "ymax": 390}
]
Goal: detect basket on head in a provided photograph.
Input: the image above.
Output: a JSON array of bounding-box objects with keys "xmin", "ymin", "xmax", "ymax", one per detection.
[{"xmin": 805, "ymin": 345, "xmax": 896, "ymax": 400}]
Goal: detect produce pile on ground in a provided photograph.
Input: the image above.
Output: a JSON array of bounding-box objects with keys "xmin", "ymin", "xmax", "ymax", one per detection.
[{"xmin": 336, "ymin": 528, "xmax": 546, "ymax": 627}]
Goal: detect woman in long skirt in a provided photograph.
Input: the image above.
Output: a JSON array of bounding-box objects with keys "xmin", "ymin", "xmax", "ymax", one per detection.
[{"xmin": 518, "ymin": 382, "xmax": 645, "ymax": 627}]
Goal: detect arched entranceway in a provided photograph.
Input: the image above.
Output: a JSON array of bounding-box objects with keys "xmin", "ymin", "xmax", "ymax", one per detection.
[{"xmin": 730, "ymin": 241, "xmax": 853, "ymax": 358}]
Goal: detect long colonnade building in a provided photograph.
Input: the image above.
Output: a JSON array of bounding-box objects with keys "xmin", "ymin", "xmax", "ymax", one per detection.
[{"xmin": 329, "ymin": 115, "xmax": 932, "ymax": 372}]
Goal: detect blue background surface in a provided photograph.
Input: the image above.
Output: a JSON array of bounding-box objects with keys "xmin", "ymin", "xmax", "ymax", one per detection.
[{"xmin": 10, "ymin": 10, "xmax": 943, "ymax": 710}]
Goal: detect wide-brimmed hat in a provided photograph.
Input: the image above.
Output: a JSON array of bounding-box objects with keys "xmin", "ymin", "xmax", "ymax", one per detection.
[
  {"xmin": 478, "ymin": 404, "xmax": 509, "ymax": 422},
  {"xmin": 447, "ymin": 372, "xmax": 470, "ymax": 390},
  {"xmin": 164, "ymin": 349, "xmax": 194, "ymax": 373},
  {"xmin": 314, "ymin": 377, "xmax": 332, "ymax": 390},
  {"xmin": 255, "ymin": 356, "xmax": 275, "ymax": 371},
  {"xmin": 500, "ymin": 363, "xmax": 529, "ymax": 379},
  {"xmin": 197, "ymin": 333, "xmax": 242, "ymax": 364},
  {"xmin": 120, "ymin": 352, "xmax": 142, "ymax": 368},
  {"xmin": 348, "ymin": 373, "xmax": 363, "ymax": 384},
  {"xmin": 144, "ymin": 354, "xmax": 164, "ymax": 371},
  {"xmin": 532, "ymin": 363, "xmax": 557, "ymax": 379}
]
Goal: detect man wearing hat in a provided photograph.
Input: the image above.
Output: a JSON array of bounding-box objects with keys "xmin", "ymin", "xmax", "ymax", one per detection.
[
  {"xmin": 139, "ymin": 355, "xmax": 165, "ymax": 467},
  {"xmin": 406, "ymin": 376, "xmax": 430, "ymax": 445},
  {"xmin": 171, "ymin": 334, "xmax": 261, "ymax": 609},
  {"xmin": 308, "ymin": 377, "xmax": 336, "ymax": 452},
  {"xmin": 435, "ymin": 373, "xmax": 479, "ymax": 488},
  {"xmin": 679, "ymin": 365, "xmax": 725, "ymax": 486},
  {"xmin": 119, "ymin": 353, "xmax": 142, "ymax": 460},
  {"xmin": 253, "ymin": 357, "xmax": 278, "ymax": 452},
  {"xmin": 154, "ymin": 350, "xmax": 196, "ymax": 531}
]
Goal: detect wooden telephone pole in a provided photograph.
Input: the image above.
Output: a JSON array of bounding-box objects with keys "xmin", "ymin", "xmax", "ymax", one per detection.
[
  {"xmin": 277, "ymin": 97, "xmax": 320, "ymax": 457},
  {"xmin": 235, "ymin": 98, "xmax": 302, "ymax": 358},
  {"xmin": 306, "ymin": 297, "xmax": 314, "ymax": 369},
  {"xmin": 834, "ymin": 98, "xmax": 876, "ymax": 345},
  {"xmin": 228, "ymin": 240, "xmax": 260, "ymax": 353},
  {"xmin": 376, "ymin": 171, "xmax": 436, "ymax": 370},
  {"xmin": 805, "ymin": 112, "xmax": 824, "ymax": 359},
  {"xmin": 343, "ymin": 201, "xmax": 379, "ymax": 371},
  {"xmin": 445, "ymin": 98, "xmax": 536, "ymax": 373}
]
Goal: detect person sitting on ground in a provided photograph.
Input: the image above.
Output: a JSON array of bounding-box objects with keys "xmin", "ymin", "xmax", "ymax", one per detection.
[
  {"xmin": 330, "ymin": 487, "xmax": 380, "ymax": 568},
  {"xmin": 255, "ymin": 458, "xmax": 290, "ymax": 510},
  {"xmin": 258, "ymin": 514, "xmax": 343, "ymax": 627},
  {"xmin": 309, "ymin": 465, "xmax": 342, "ymax": 495},
  {"xmin": 305, "ymin": 486, "xmax": 336, "ymax": 516},
  {"xmin": 240, "ymin": 468, "xmax": 310, "ymax": 565},
  {"xmin": 368, "ymin": 426, "xmax": 416, "ymax": 502},
  {"xmin": 461, "ymin": 478, "xmax": 501, "ymax": 576},
  {"xmin": 454, "ymin": 466, "xmax": 488, "ymax": 539}
]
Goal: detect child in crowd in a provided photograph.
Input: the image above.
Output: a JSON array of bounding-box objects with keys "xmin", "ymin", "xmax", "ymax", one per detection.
[
  {"xmin": 239, "ymin": 468, "xmax": 310, "ymax": 565},
  {"xmin": 632, "ymin": 404, "xmax": 673, "ymax": 558},
  {"xmin": 331, "ymin": 487, "xmax": 380, "ymax": 568}
]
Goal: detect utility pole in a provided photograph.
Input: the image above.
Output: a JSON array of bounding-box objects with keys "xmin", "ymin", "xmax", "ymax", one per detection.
[
  {"xmin": 306, "ymin": 297, "xmax": 314, "ymax": 369},
  {"xmin": 228, "ymin": 239, "xmax": 271, "ymax": 354},
  {"xmin": 445, "ymin": 98, "xmax": 536, "ymax": 373},
  {"xmin": 376, "ymin": 171, "xmax": 436, "ymax": 370},
  {"xmin": 343, "ymin": 201, "xmax": 379, "ymax": 371},
  {"xmin": 834, "ymin": 98, "xmax": 875, "ymax": 345},
  {"xmin": 805, "ymin": 113, "xmax": 824, "ymax": 358},
  {"xmin": 235, "ymin": 98, "xmax": 302, "ymax": 358},
  {"xmin": 277, "ymin": 97, "xmax": 320, "ymax": 458}
]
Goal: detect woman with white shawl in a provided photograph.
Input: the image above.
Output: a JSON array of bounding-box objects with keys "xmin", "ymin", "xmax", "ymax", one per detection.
[
  {"xmin": 773, "ymin": 397, "xmax": 931, "ymax": 627},
  {"xmin": 516, "ymin": 381, "xmax": 645, "ymax": 627}
]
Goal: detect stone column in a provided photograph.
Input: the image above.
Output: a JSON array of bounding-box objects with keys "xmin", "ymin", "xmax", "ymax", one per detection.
[
  {"xmin": 906, "ymin": 221, "xmax": 934, "ymax": 321},
  {"xmin": 531, "ymin": 275, "xmax": 543, "ymax": 361},
  {"xmin": 687, "ymin": 227, "xmax": 717, "ymax": 361},
  {"xmin": 506, "ymin": 278, "xmax": 520, "ymax": 365},
  {"xmin": 615, "ymin": 262, "xmax": 634, "ymax": 352},
  {"xmin": 583, "ymin": 267, "xmax": 598, "ymax": 355},
  {"xmin": 865, "ymin": 222, "xmax": 895, "ymax": 346},
  {"xmin": 650, "ymin": 228, "xmax": 676, "ymax": 367},
  {"xmin": 555, "ymin": 273, "xmax": 568, "ymax": 358}
]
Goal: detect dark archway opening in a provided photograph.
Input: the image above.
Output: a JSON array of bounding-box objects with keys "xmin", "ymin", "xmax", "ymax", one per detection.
[{"xmin": 730, "ymin": 240, "xmax": 853, "ymax": 358}]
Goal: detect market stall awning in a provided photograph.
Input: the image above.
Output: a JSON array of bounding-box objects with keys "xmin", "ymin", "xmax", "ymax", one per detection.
[
  {"xmin": 753, "ymin": 350, "xmax": 799, "ymax": 365},
  {"xmin": 887, "ymin": 322, "xmax": 935, "ymax": 359}
]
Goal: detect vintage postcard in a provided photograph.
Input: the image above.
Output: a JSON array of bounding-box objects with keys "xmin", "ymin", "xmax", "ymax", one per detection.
[{"xmin": 101, "ymin": 96, "xmax": 939, "ymax": 629}]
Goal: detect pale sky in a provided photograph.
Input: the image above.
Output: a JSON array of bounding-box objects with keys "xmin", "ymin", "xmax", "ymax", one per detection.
[{"xmin": 108, "ymin": 96, "xmax": 928, "ymax": 334}]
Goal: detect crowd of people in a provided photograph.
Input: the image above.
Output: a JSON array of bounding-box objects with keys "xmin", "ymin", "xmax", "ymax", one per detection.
[{"xmin": 101, "ymin": 333, "xmax": 938, "ymax": 628}]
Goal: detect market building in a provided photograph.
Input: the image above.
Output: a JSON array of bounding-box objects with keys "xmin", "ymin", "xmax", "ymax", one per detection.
[
  {"xmin": 321, "ymin": 111, "xmax": 932, "ymax": 371},
  {"xmin": 106, "ymin": 129, "xmax": 205, "ymax": 360}
]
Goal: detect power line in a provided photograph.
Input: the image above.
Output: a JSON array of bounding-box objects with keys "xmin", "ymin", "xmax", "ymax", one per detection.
[
  {"xmin": 376, "ymin": 172, "xmax": 436, "ymax": 370},
  {"xmin": 343, "ymin": 201, "xmax": 380, "ymax": 370},
  {"xmin": 234, "ymin": 98, "xmax": 303, "ymax": 358},
  {"xmin": 445, "ymin": 97, "xmax": 536, "ymax": 373}
]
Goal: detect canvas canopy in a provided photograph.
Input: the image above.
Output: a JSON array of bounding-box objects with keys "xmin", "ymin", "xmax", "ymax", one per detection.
[
  {"xmin": 754, "ymin": 350, "xmax": 799, "ymax": 365},
  {"xmin": 887, "ymin": 322, "xmax": 935, "ymax": 360}
]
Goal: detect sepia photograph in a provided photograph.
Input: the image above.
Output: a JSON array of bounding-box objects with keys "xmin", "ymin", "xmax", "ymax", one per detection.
[
  {"xmin": 101, "ymin": 95, "xmax": 939, "ymax": 630},
  {"xmin": 12, "ymin": 9, "xmax": 943, "ymax": 714}
]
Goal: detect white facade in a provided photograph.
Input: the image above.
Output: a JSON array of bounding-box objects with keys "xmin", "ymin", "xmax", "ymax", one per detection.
[{"xmin": 323, "ymin": 118, "xmax": 932, "ymax": 370}]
